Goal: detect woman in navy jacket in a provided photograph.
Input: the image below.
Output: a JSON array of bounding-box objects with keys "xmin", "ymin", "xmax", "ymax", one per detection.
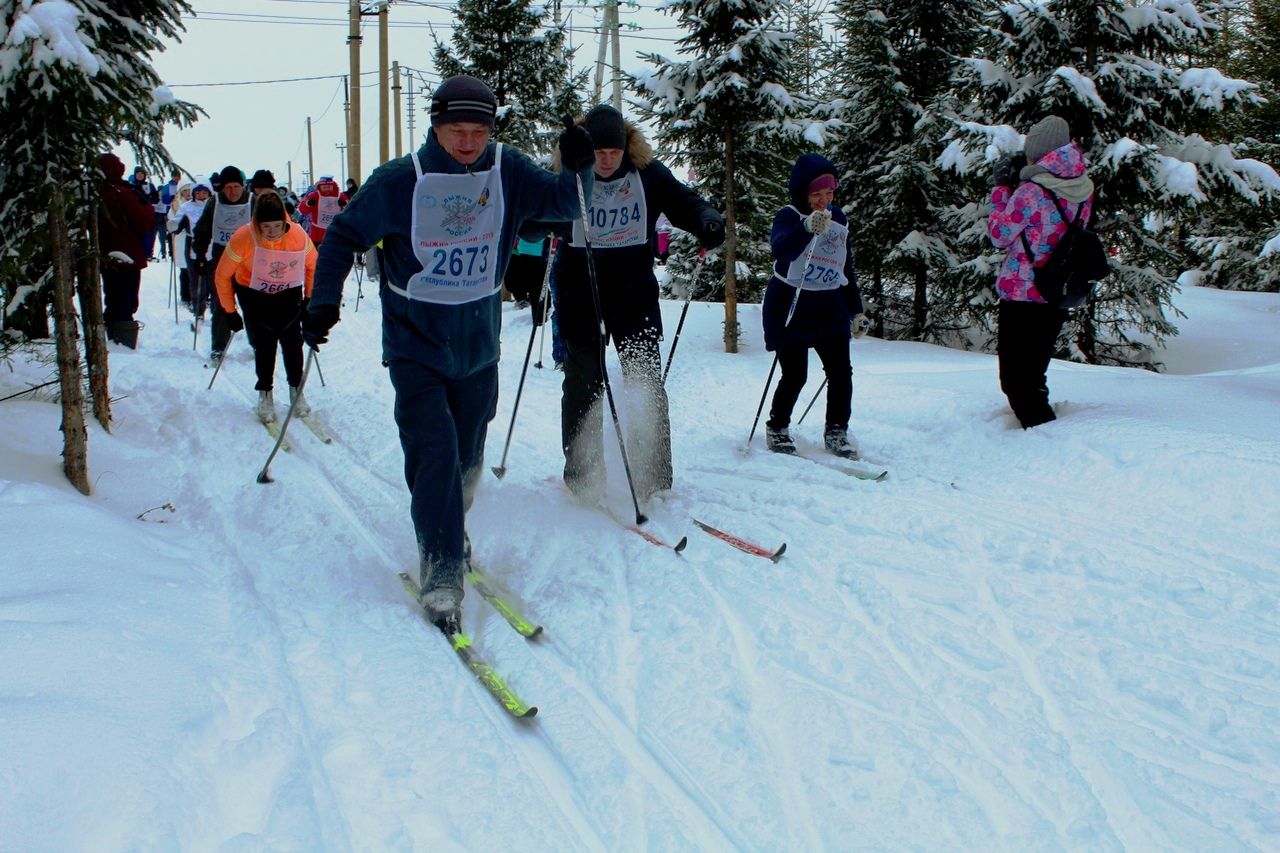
[{"xmin": 762, "ymin": 153, "xmax": 868, "ymax": 458}]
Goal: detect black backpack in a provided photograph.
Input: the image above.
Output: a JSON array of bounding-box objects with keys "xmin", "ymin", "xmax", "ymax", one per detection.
[{"xmin": 1020, "ymin": 187, "xmax": 1110, "ymax": 309}]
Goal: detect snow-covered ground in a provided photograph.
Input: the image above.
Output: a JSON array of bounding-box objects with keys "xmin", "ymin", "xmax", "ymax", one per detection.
[{"xmin": 2, "ymin": 267, "xmax": 1278, "ymax": 850}]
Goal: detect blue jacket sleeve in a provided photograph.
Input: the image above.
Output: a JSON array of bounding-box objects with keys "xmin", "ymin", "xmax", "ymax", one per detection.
[{"xmin": 771, "ymin": 207, "xmax": 812, "ymax": 265}]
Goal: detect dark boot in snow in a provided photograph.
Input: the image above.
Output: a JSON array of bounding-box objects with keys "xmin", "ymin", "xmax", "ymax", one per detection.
[
  {"xmin": 824, "ymin": 427, "xmax": 859, "ymax": 459},
  {"xmin": 111, "ymin": 320, "xmax": 140, "ymax": 349},
  {"xmin": 765, "ymin": 427, "xmax": 796, "ymax": 455}
]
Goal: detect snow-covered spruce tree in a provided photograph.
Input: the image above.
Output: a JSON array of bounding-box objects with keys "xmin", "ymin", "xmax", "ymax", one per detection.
[
  {"xmin": 0, "ymin": 0, "xmax": 199, "ymax": 493},
  {"xmin": 948, "ymin": 0, "xmax": 1278, "ymax": 366},
  {"xmin": 634, "ymin": 0, "xmax": 813, "ymax": 353},
  {"xmin": 1181, "ymin": 0, "xmax": 1280, "ymax": 291},
  {"xmin": 432, "ymin": 0, "xmax": 587, "ymax": 156},
  {"xmin": 827, "ymin": 0, "xmax": 980, "ymax": 342}
]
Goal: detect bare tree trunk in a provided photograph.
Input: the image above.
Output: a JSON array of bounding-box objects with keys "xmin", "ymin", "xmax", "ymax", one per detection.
[
  {"xmin": 912, "ymin": 260, "xmax": 928, "ymax": 338},
  {"xmin": 49, "ymin": 183, "xmax": 91, "ymax": 495},
  {"xmin": 75, "ymin": 203, "xmax": 112, "ymax": 430},
  {"xmin": 869, "ymin": 255, "xmax": 884, "ymax": 338},
  {"xmin": 722, "ymin": 131, "xmax": 739, "ymax": 354}
]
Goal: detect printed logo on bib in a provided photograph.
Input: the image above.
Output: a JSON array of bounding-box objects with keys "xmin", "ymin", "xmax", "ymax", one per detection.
[
  {"xmin": 440, "ymin": 188, "xmax": 491, "ymax": 237},
  {"xmin": 249, "ymin": 242, "xmax": 307, "ymax": 294}
]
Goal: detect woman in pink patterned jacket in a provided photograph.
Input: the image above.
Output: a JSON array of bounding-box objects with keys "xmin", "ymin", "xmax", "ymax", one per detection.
[{"xmin": 987, "ymin": 115, "xmax": 1095, "ymax": 429}]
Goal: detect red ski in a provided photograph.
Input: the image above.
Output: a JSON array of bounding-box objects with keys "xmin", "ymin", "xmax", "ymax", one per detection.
[
  {"xmin": 625, "ymin": 524, "xmax": 688, "ymax": 553},
  {"xmin": 691, "ymin": 519, "xmax": 786, "ymax": 563}
]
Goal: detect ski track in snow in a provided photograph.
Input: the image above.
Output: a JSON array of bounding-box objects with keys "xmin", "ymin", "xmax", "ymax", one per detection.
[{"xmin": 2, "ymin": 269, "xmax": 1279, "ymax": 849}]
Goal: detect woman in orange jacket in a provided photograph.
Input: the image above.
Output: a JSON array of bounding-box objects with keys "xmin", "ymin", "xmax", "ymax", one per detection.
[{"xmin": 215, "ymin": 190, "xmax": 318, "ymax": 424}]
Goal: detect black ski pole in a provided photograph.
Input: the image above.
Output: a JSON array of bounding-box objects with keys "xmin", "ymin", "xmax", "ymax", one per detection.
[
  {"xmin": 354, "ymin": 252, "xmax": 365, "ymax": 313},
  {"xmin": 206, "ymin": 330, "xmax": 237, "ymax": 390},
  {"xmin": 661, "ymin": 247, "xmax": 707, "ymax": 385},
  {"xmin": 746, "ymin": 232, "xmax": 819, "ymax": 447},
  {"xmin": 534, "ymin": 256, "xmax": 553, "ymax": 369},
  {"xmin": 567, "ymin": 126, "xmax": 647, "ymax": 525},
  {"xmin": 797, "ymin": 378, "xmax": 826, "ymax": 425},
  {"xmin": 492, "ymin": 236, "xmax": 559, "ymax": 479},
  {"xmin": 258, "ymin": 347, "xmax": 316, "ymax": 484},
  {"xmin": 169, "ymin": 256, "xmax": 178, "ymax": 323},
  {"xmin": 313, "ymin": 349, "xmax": 327, "ymax": 388}
]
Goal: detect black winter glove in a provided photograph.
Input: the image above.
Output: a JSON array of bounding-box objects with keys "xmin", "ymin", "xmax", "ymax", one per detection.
[
  {"xmin": 302, "ymin": 303, "xmax": 340, "ymax": 349},
  {"xmin": 559, "ymin": 116, "xmax": 596, "ymax": 173},
  {"xmin": 225, "ymin": 311, "xmax": 245, "ymax": 333},
  {"xmin": 697, "ymin": 212, "xmax": 726, "ymax": 250},
  {"xmin": 991, "ymin": 153, "xmax": 1027, "ymax": 189}
]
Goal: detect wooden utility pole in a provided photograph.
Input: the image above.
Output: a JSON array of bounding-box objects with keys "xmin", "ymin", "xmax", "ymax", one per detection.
[
  {"xmin": 342, "ymin": 76, "xmax": 350, "ymax": 180},
  {"xmin": 592, "ymin": 0, "xmax": 610, "ymax": 105},
  {"xmin": 610, "ymin": 1, "xmax": 622, "ymax": 109},
  {"xmin": 379, "ymin": 3, "xmax": 390, "ymax": 164},
  {"xmin": 347, "ymin": 1, "xmax": 362, "ymax": 184},
  {"xmin": 406, "ymin": 73, "xmax": 416, "ymax": 148},
  {"xmin": 306, "ymin": 116, "xmax": 314, "ymax": 186},
  {"xmin": 392, "ymin": 61, "xmax": 403, "ymax": 158}
]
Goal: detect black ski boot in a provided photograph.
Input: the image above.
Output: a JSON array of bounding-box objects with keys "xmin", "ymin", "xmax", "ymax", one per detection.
[
  {"xmin": 823, "ymin": 426, "xmax": 859, "ymax": 460},
  {"xmin": 765, "ymin": 427, "xmax": 796, "ymax": 455}
]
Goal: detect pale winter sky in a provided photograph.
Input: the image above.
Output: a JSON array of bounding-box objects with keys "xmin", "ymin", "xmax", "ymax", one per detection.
[{"xmin": 119, "ymin": 0, "xmax": 691, "ymax": 190}]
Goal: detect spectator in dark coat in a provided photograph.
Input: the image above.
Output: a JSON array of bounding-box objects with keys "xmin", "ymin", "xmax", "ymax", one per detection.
[
  {"xmin": 551, "ymin": 105, "xmax": 724, "ymax": 503},
  {"xmin": 762, "ymin": 153, "xmax": 868, "ymax": 458},
  {"xmin": 98, "ymin": 153, "xmax": 154, "ymax": 348}
]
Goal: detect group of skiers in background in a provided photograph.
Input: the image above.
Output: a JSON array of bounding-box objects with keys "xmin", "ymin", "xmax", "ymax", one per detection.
[{"xmin": 97, "ymin": 71, "xmax": 1094, "ymax": 633}]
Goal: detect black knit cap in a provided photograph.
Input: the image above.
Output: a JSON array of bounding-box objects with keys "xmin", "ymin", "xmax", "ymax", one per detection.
[
  {"xmin": 250, "ymin": 169, "xmax": 275, "ymax": 190},
  {"xmin": 584, "ymin": 105, "xmax": 626, "ymax": 150},
  {"xmin": 219, "ymin": 165, "xmax": 245, "ymax": 187},
  {"xmin": 430, "ymin": 75, "xmax": 497, "ymax": 128}
]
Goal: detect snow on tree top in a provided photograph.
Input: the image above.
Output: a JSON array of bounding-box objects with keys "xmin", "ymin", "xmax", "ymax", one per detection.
[
  {"xmin": 1, "ymin": 0, "xmax": 100, "ymax": 84},
  {"xmin": 1177, "ymin": 68, "xmax": 1259, "ymax": 110},
  {"xmin": 1155, "ymin": 155, "xmax": 1205, "ymax": 201},
  {"xmin": 1050, "ymin": 67, "xmax": 1108, "ymax": 113}
]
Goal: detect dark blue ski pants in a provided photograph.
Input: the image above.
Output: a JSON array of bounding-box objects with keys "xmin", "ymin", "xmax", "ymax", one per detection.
[{"xmin": 388, "ymin": 360, "xmax": 498, "ymax": 593}]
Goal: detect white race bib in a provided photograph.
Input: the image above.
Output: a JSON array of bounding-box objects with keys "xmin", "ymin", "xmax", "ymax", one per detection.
[
  {"xmin": 782, "ymin": 207, "xmax": 849, "ymax": 292},
  {"xmin": 212, "ymin": 197, "xmax": 251, "ymax": 247},
  {"xmin": 317, "ymin": 194, "xmax": 341, "ymax": 229},
  {"xmin": 402, "ymin": 146, "xmax": 506, "ymax": 305},
  {"xmin": 248, "ymin": 238, "xmax": 306, "ymax": 294},
  {"xmin": 571, "ymin": 170, "xmax": 647, "ymax": 249}
]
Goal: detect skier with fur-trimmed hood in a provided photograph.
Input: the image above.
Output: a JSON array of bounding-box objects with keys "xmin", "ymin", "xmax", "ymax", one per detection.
[{"xmin": 551, "ymin": 104, "xmax": 725, "ymax": 503}]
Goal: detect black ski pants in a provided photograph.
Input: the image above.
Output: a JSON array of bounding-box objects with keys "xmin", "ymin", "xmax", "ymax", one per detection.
[
  {"xmin": 997, "ymin": 299, "xmax": 1067, "ymax": 428},
  {"xmin": 234, "ymin": 285, "xmax": 305, "ymax": 392},
  {"xmin": 561, "ymin": 322, "xmax": 672, "ymax": 500},
  {"xmin": 101, "ymin": 267, "xmax": 141, "ymax": 325},
  {"xmin": 767, "ymin": 336, "xmax": 852, "ymax": 431}
]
